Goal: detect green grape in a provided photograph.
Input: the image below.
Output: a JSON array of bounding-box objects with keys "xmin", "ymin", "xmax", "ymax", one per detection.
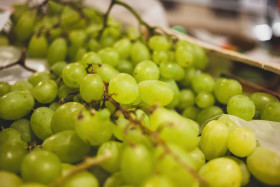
[
  {"xmin": 213, "ymin": 78, "xmax": 243, "ymax": 104},
  {"xmin": 51, "ymin": 102, "xmax": 83, "ymax": 133},
  {"xmin": 192, "ymin": 45, "xmax": 208, "ymax": 70},
  {"xmin": 196, "ymin": 105, "xmax": 224, "ymax": 125},
  {"xmin": 251, "ymin": 92, "xmax": 278, "ymax": 117},
  {"xmin": 178, "ymin": 67, "xmax": 196, "ymax": 88},
  {"xmin": 75, "ymin": 47, "xmax": 87, "ymax": 62},
  {"xmin": 28, "ymin": 34, "xmax": 48, "ymax": 58},
  {"xmin": 34, "ymin": 79, "xmax": 58, "ymax": 104},
  {"xmin": 121, "ymin": 144, "xmax": 153, "ymax": 185},
  {"xmin": 103, "ymin": 172, "xmax": 125, "ymax": 187},
  {"xmin": 89, "ymin": 166, "xmax": 110, "ymax": 187},
  {"xmin": 227, "ymin": 127, "xmax": 256, "ymax": 157},
  {"xmin": 0, "ymin": 171, "xmax": 22, "ymax": 187},
  {"xmin": 173, "ymin": 64, "xmax": 185, "ymax": 81},
  {"xmin": 98, "ymin": 47, "xmax": 119, "ymax": 67},
  {"xmin": 11, "ymin": 80, "xmax": 34, "ymax": 94},
  {"xmin": 199, "ymin": 157, "xmax": 242, "ymax": 187},
  {"xmin": 138, "ymin": 80, "xmax": 173, "ymax": 107},
  {"xmin": 113, "ymin": 38, "xmax": 131, "ymax": 59},
  {"xmin": 227, "ymin": 95, "xmax": 255, "ymax": 121},
  {"xmin": 191, "ymin": 73, "xmax": 215, "ymax": 93},
  {"xmin": 131, "ymin": 42, "xmax": 150, "ymax": 64},
  {"xmin": 96, "ymin": 64, "xmax": 119, "ymax": 83},
  {"xmin": 195, "ymin": 91, "xmax": 215, "ymax": 109},
  {"xmin": 88, "ymin": 38, "xmax": 100, "ymax": 51},
  {"xmin": 188, "ymin": 147, "xmax": 205, "ymax": 170},
  {"xmin": 108, "ymin": 73, "xmax": 139, "ymax": 104},
  {"xmin": 176, "ymin": 89, "xmax": 195, "ymax": 110},
  {"xmin": 159, "ymin": 62, "xmax": 176, "ymax": 79},
  {"xmin": 69, "ymin": 30, "xmax": 87, "ymax": 47},
  {"xmin": 10, "ymin": 119, "xmax": 33, "ymax": 142},
  {"xmin": 61, "ymin": 6, "xmax": 80, "ymax": 28},
  {"xmin": 75, "ymin": 109, "xmax": 114, "ymax": 146},
  {"xmin": 99, "ymin": 27, "xmax": 121, "ymax": 48},
  {"xmin": 47, "ymin": 38, "xmax": 67, "ymax": 65},
  {"xmin": 58, "ymin": 84, "xmax": 77, "ymax": 102},
  {"xmin": 82, "ymin": 7, "xmax": 102, "ymax": 23},
  {"xmin": 67, "ymin": 45, "xmax": 78, "ymax": 62},
  {"xmin": 260, "ymin": 102, "xmax": 280, "ymax": 122},
  {"xmin": 80, "ymin": 74, "xmax": 104, "ymax": 102},
  {"xmin": 14, "ymin": 11, "xmax": 36, "ymax": 42},
  {"xmin": 162, "ymin": 79, "xmax": 180, "ymax": 109},
  {"xmin": 62, "ymin": 62, "xmax": 87, "ymax": 88},
  {"xmin": 42, "ymin": 130, "xmax": 91, "ymax": 163},
  {"xmin": 217, "ymin": 115, "xmax": 238, "ymax": 131},
  {"xmin": 152, "ymin": 50, "xmax": 168, "ymax": 64},
  {"xmin": 47, "ymin": 0, "xmax": 63, "ymax": 14},
  {"xmin": 0, "ymin": 142, "xmax": 27, "ymax": 173},
  {"xmin": 247, "ymin": 146, "xmax": 280, "ymax": 185},
  {"xmin": 21, "ymin": 149, "xmax": 61, "ymax": 184},
  {"xmin": 97, "ymin": 141, "xmax": 123, "ymax": 173},
  {"xmin": 133, "ymin": 60, "xmax": 159, "ymax": 82},
  {"xmin": 0, "ymin": 81, "xmax": 11, "ymax": 97},
  {"xmin": 116, "ymin": 59, "xmax": 134, "ymax": 75},
  {"xmin": 175, "ymin": 47, "xmax": 193, "ymax": 67},
  {"xmin": 61, "ymin": 171, "xmax": 99, "ymax": 187},
  {"xmin": 0, "ymin": 91, "xmax": 34, "ymax": 120},
  {"xmin": 50, "ymin": 61, "xmax": 67, "ymax": 76},
  {"xmin": 49, "ymin": 102, "xmax": 61, "ymax": 111},
  {"xmin": 226, "ymin": 156, "xmax": 250, "ymax": 186},
  {"xmin": 28, "ymin": 71, "xmax": 51, "ymax": 86},
  {"xmin": 182, "ymin": 106, "xmax": 200, "ymax": 120},
  {"xmin": 80, "ymin": 52, "xmax": 102, "ymax": 67},
  {"xmin": 199, "ymin": 120, "xmax": 229, "ymax": 160},
  {"xmin": 30, "ymin": 107, "xmax": 54, "ymax": 140},
  {"xmin": 142, "ymin": 175, "xmax": 174, "ymax": 187},
  {"xmin": 148, "ymin": 35, "xmax": 171, "ymax": 51},
  {"xmin": 0, "ymin": 128, "xmax": 26, "ymax": 146}
]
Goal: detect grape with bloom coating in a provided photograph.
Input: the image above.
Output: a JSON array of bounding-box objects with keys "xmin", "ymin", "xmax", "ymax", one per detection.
[
  {"xmin": 34, "ymin": 79, "xmax": 58, "ymax": 104},
  {"xmin": 80, "ymin": 74, "xmax": 104, "ymax": 102},
  {"xmin": 133, "ymin": 60, "xmax": 159, "ymax": 82},
  {"xmin": 62, "ymin": 62, "xmax": 87, "ymax": 88},
  {"xmin": 191, "ymin": 73, "xmax": 215, "ymax": 93}
]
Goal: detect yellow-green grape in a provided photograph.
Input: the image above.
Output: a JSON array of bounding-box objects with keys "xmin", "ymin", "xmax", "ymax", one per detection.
[
  {"xmin": 62, "ymin": 63, "xmax": 87, "ymax": 88},
  {"xmin": 173, "ymin": 64, "xmax": 185, "ymax": 81},
  {"xmin": 99, "ymin": 27, "xmax": 121, "ymax": 48},
  {"xmin": 247, "ymin": 146, "xmax": 280, "ymax": 185},
  {"xmin": 80, "ymin": 74, "xmax": 104, "ymax": 103},
  {"xmin": 69, "ymin": 30, "xmax": 87, "ymax": 47},
  {"xmin": 0, "ymin": 171, "xmax": 22, "ymax": 187},
  {"xmin": 28, "ymin": 34, "xmax": 48, "ymax": 58},
  {"xmin": 175, "ymin": 47, "xmax": 193, "ymax": 67},
  {"xmin": 10, "ymin": 119, "xmax": 33, "ymax": 143},
  {"xmin": 260, "ymin": 102, "xmax": 280, "ymax": 122},
  {"xmin": 47, "ymin": 38, "xmax": 67, "ymax": 65},
  {"xmin": 61, "ymin": 171, "xmax": 99, "ymax": 187},
  {"xmin": 188, "ymin": 147, "xmax": 205, "ymax": 170},
  {"xmin": 133, "ymin": 60, "xmax": 159, "ymax": 83},
  {"xmin": 28, "ymin": 71, "xmax": 51, "ymax": 86},
  {"xmin": 98, "ymin": 47, "xmax": 119, "ymax": 67},
  {"xmin": 195, "ymin": 91, "xmax": 215, "ymax": 109},
  {"xmin": 0, "ymin": 81, "xmax": 11, "ymax": 97},
  {"xmin": 80, "ymin": 52, "xmax": 102, "ymax": 68},
  {"xmin": 108, "ymin": 73, "xmax": 139, "ymax": 104},
  {"xmin": 21, "ymin": 182, "xmax": 47, "ymax": 187},
  {"xmin": 75, "ymin": 47, "xmax": 87, "ymax": 62},
  {"xmin": 192, "ymin": 44, "xmax": 208, "ymax": 70},
  {"xmin": 227, "ymin": 127, "xmax": 256, "ymax": 157},
  {"xmin": 182, "ymin": 106, "xmax": 200, "ymax": 121},
  {"xmin": 14, "ymin": 11, "xmax": 36, "ymax": 42},
  {"xmin": 103, "ymin": 172, "xmax": 125, "ymax": 187},
  {"xmin": 148, "ymin": 35, "xmax": 171, "ymax": 51},
  {"xmin": 116, "ymin": 59, "xmax": 134, "ymax": 75},
  {"xmin": 199, "ymin": 157, "xmax": 242, "ymax": 187},
  {"xmin": 61, "ymin": 6, "xmax": 80, "ymax": 28},
  {"xmin": 159, "ymin": 62, "xmax": 177, "ymax": 79},
  {"xmin": 176, "ymin": 89, "xmax": 195, "ymax": 110},
  {"xmin": 226, "ymin": 156, "xmax": 250, "ymax": 186},
  {"xmin": 131, "ymin": 41, "xmax": 151, "ymax": 64},
  {"xmin": 33, "ymin": 80, "xmax": 58, "ymax": 104},
  {"xmin": 142, "ymin": 175, "xmax": 174, "ymax": 187},
  {"xmin": 152, "ymin": 50, "xmax": 168, "ymax": 64},
  {"xmin": 11, "ymin": 80, "xmax": 34, "ymax": 94},
  {"xmin": 50, "ymin": 61, "xmax": 67, "ymax": 76},
  {"xmin": 217, "ymin": 115, "xmax": 238, "ymax": 131},
  {"xmin": 196, "ymin": 105, "xmax": 224, "ymax": 125},
  {"xmin": 47, "ymin": 0, "xmax": 63, "ymax": 14},
  {"xmin": 96, "ymin": 64, "xmax": 119, "ymax": 83},
  {"xmin": 0, "ymin": 34, "xmax": 9, "ymax": 46},
  {"xmin": 251, "ymin": 92, "xmax": 278, "ymax": 112},
  {"xmin": 162, "ymin": 79, "xmax": 180, "ymax": 109},
  {"xmin": 191, "ymin": 73, "xmax": 215, "ymax": 93},
  {"xmin": 199, "ymin": 120, "xmax": 229, "ymax": 160},
  {"xmin": 0, "ymin": 128, "xmax": 27, "ymax": 146},
  {"xmin": 138, "ymin": 80, "xmax": 173, "ymax": 107},
  {"xmin": 178, "ymin": 67, "xmax": 196, "ymax": 88},
  {"xmin": 113, "ymin": 38, "xmax": 132, "ymax": 59},
  {"xmin": 89, "ymin": 166, "xmax": 110, "ymax": 187}
]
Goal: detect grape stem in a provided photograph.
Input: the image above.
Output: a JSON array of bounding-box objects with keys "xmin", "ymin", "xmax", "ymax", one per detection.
[{"xmin": 49, "ymin": 150, "xmax": 112, "ymax": 187}]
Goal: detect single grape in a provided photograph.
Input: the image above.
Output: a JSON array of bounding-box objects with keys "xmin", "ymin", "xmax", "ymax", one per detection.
[
  {"xmin": 50, "ymin": 61, "xmax": 68, "ymax": 76},
  {"xmin": 28, "ymin": 71, "xmax": 51, "ymax": 86},
  {"xmin": 142, "ymin": 175, "xmax": 174, "ymax": 187},
  {"xmin": 96, "ymin": 64, "xmax": 119, "ymax": 83},
  {"xmin": 75, "ymin": 48, "xmax": 87, "ymax": 62},
  {"xmin": 14, "ymin": 11, "xmax": 36, "ymax": 42},
  {"xmin": 260, "ymin": 102, "xmax": 280, "ymax": 122},
  {"xmin": 192, "ymin": 45, "xmax": 208, "ymax": 70},
  {"xmin": 11, "ymin": 80, "xmax": 34, "ymax": 93},
  {"xmin": 191, "ymin": 73, "xmax": 215, "ymax": 93},
  {"xmin": 173, "ymin": 64, "xmax": 185, "ymax": 81},
  {"xmin": 103, "ymin": 172, "xmax": 125, "ymax": 187},
  {"xmin": 0, "ymin": 171, "xmax": 22, "ymax": 187},
  {"xmin": 113, "ymin": 38, "xmax": 131, "ymax": 59},
  {"xmin": 188, "ymin": 147, "xmax": 205, "ymax": 170},
  {"xmin": 217, "ymin": 114, "xmax": 238, "ymax": 131},
  {"xmin": 49, "ymin": 102, "xmax": 61, "ymax": 111},
  {"xmin": 196, "ymin": 105, "xmax": 224, "ymax": 125},
  {"xmin": 0, "ymin": 81, "xmax": 11, "ymax": 97},
  {"xmin": 80, "ymin": 74, "xmax": 104, "ymax": 102},
  {"xmin": 0, "ymin": 91, "xmax": 34, "ymax": 120},
  {"xmin": 176, "ymin": 89, "xmax": 195, "ymax": 110},
  {"xmin": 0, "ymin": 128, "xmax": 26, "ymax": 146},
  {"xmin": 62, "ymin": 62, "xmax": 87, "ymax": 88},
  {"xmin": 28, "ymin": 34, "xmax": 48, "ymax": 58},
  {"xmin": 178, "ymin": 67, "xmax": 196, "ymax": 88},
  {"xmin": 47, "ymin": 37, "xmax": 68, "ymax": 65},
  {"xmin": 152, "ymin": 50, "xmax": 168, "ymax": 64},
  {"xmin": 98, "ymin": 47, "xmax": 119, "ymax": 67},
  {"xmin": 175, "ymin": 47, "xmax": 193, "ymax": 67},
  {"xmin": 69, "ymin": 30, "xmax": 87, "ymax": 47},
  {"xmin": 80, "ymin": 52, "xmax": 102, "ymax": 68},
  {"xmin": 226, "ymin": 156, "xmax": 250, "ymax": 186},
  {"xmin": 61, "ymin": 171, "xmax": 99, "ymax": 187},
  {"xmin": 148, "ymin": 35, "xmax": 171, "ymax": 51},
  {"xmin": 227, "ymin": 95, "xmax": 255, "ymax": 121},
  {"xmin": 159, "ymin": 62, "xmax": 176, "ymax": 79},
  {"xmin": 133, "ymin": 60, "xmax": 159, "ymax": 82},
  {"xmin": 131, "ymin": 42, "xmax": 150, "ymax": 64},
  {"xmin": 182, "ymin": 106, "xmax": 200, "ymax": 120},
  {"xmin": 162, "ymin": 79, "xmax": 180, "ymax": 109},
  {"xmin": 116, "ymin": 59, "xmax": 134, "ymax": 75},
  {"xmin": 34, "ymin": 79, "xmax": 58, "ymax": 104},
  {"xmin": 10, "ymin": 119, "xmax": 33, "ymax": 143},
  {"xmin": 195, "ymin": 91, "xmax": 215, "ymax": 109},
  {"xmin": 61, "ymin": 6, "xmax": 80, "ymax": 28}
]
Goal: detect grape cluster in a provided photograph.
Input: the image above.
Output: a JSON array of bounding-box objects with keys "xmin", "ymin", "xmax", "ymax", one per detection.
[{"xmin": 0, "ymin": 0, "xmax": 280, "ymax": 187}]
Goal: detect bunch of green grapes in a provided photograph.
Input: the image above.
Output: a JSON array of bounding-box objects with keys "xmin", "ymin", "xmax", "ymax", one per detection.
[{"xmin": 0, "ymin": 0, "xmax": 280, "ymax": 187}]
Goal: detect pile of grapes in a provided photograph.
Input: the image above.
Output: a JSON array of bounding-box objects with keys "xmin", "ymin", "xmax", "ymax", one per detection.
[{"xmin": 0, "ymin": 0, "xmax": 280, "ymax": 187}]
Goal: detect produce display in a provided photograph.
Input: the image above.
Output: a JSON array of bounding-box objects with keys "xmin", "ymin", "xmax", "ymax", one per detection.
[{"xmin": 0, "ymin": 0, "xmax": 280, "ymax": 187}]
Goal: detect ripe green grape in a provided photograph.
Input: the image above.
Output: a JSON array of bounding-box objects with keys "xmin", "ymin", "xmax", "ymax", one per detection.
[
  {"xmin": 75, "ymin": 109, "xmax": 114, "ymax": 146},
  {"xmin": 133, "ymin": 60, "xmax": 159, "ymax": 82},
  {"xmin": 217, "ymin": 114, "xmax": 238, "ymax": 131},
  {"xmin": 227, "ymin": 95, "xmax": 255, "ymax": 121},
  {"xmin": 28, "ymin": 34, "xmax": 48, "ymax": 58},
  {"xmin": 138, "ymin": 80, "xmax": 173, "ymax": 107},
  {"xmin": 61, "ymin": 6, "xmax": 80, "ymax": 28},
  {"xmin": 28, "ymin": 71, "xmax": 51, "ymax": 86},
  {"xmin": 10, "ymin": 119, "xmax": 33, "ymax": 143},
  {"xmin": 108, "ymin": 73, "xmax": 139, "ymax": 104},
  {"xmin": 80, "ymin": 52, "xmax": 102, "ymax": 67},
  {"xmin": 21, "ymin": 183, "xmax": 47, "ymax": 187},
  {"xmin": 98, "ymin": 47, "xmax": 119, "ymax": 67},
  {"xmin": 21, "ymin": 149, "xmax": 61, "ymax": 184},
  {"xmin": 260, "ymin": 102, "xmax": 280, "ymax": 122},
  {"xmin": 159, "ymin": 62, "xmax": 176, "ymax": 79},
  {"xmin": 69, "ymin": 30, "xmax": 87, "ymax": 47},
  {"xmin": 47, "ymin": 38, "xmax": 68, "ymax": 65},
  {"xmin": 96, "ymin": 64, "xmax": 119, "ymax": 83},
  {"xmin": 152, "ymin": 50, "xmax": 168, "ymax": 64},
  {"xmin": 88, "ymin": 38, "xmax": 100, "ymax": 51},
  {"xmin": 49, "ymin": 102, "xmax": 61, "ymax": 111},
  {"xmin": 0, "ymin": 171, "xmax": 22, "ymax": 187},
  {"xmin": 247, "ymin": 146, "xmax": 280, "ymax": 185},
  {"xmin": 251, "ymin": 92, "xmax": 278, "ymax": 112},
  {"xmin": 196, "ymin": 105, "xmax": 224, "ymax": 125},
  {"xmin": 199, "ymin": 120, "xmax": 229, "ymax": 160},
  {"xmin": 227, "ymin": 127, "xmax": 256, "ymax": 157},
  {"xmin": 58, "ymin": 84, "xmax": 77, "ymax": 102},
  {"xmin": 182, "ymin": 106, "xmax": 200, "ymax": 120},
  {"xmin": 162, "ymin": 79, "xmax": 180, "ymax": 109},
  {"xmin": 0, "ymin": 81, "xmax": 11, "ymax": 97},
  {"xmin": 195, "ymin": 91, "xmax": 215, "ymax": 109},
  {"xmin": 30, "ymin": 107, "xmax": 54, "ymax": 140},
  {"xmin": 34, "ymin": 79, "xmax": 58, "ymax": 104},
  {"xmin": 226, "ymin": 156, "xmax": 250, "ymax": 186},
  {"xmin": 11, "ymin": 80, "xmax": 34, "ymax": 93},
  {"xmin": 42, "ymin": 130, "xmax": 91, "ymax": 163},
  {"xmin": 97, "ymin": 141, "xmax": 123, "ymax": 173},
  {"xmin": 121, "ymin": 144, "xmax": 153, "ymax": 185},
  {"xmin": 213, "ymin": 78, "xmax": 243, "ymax": 104},
  {"xmin": 173, "ymin": 64, "xmax": 185, "ymax": 81},
  {"xmin": 62, "ymin": 62, "xmax": 87, "ymax": 88},
  {"xmin": 192, "ymin": 44, "xmax": 208, "ymax": 70},
  {"xmin": 0, "ymin": 91, "xmax": 34, "ymax": 120},
  {"xmin": 191, "ymin": 73, "xmax": 215, "ymax": 93},
  {"xmin": 199, "ymin": 157, "xmax": 242, "ymax": 187},
  {"xmin": 75, "ymin": 47, "xmax": 87, "ymax": 62},
  {"xmin": 51, "ymin": 102, "xmax": 83, "ymax": 133},
  {"xmin": 50, "ymin": 61, "xmax": 67, "ymax": 76},
  {"xmin": 113, "ymin": 38, "xmax": 131, "ymax": 59},
  {"xmin": 148, "ymin": 35, "xmax": 171, "ymax": 51},
  {"xmin": 99, "ymin": 27, "xmax": 121, "ymax": 48},
  {"xmin": 0, "ymin": 128, "xmax": 26, "ymax": 146},
  {"xmin": 14, "ymin": 11, "xmax": 36, "ymax": 42},
  {"xmin": 131, "ymin": 42, "xmax": 150, "ymax": 64},
  {"xmin": 188, "ymin": 147, "xmax": 205, "ymax": 170},
  {"xmin": 80, "ymin": 74, "xmax": 104, "ymax": 102},
  {"xmin": 103, "ymin": 172, "xmax": 124, "ymax": 187},
  {"xmin": 175, "ymin": 47, "xmax": 193, "ymax": 67},
  {"xmin": 178, "ymin": 67, "xmax": 196, "ymax": 88},
  {"xmin": 142, "ymin": 175, "xmax": 174, "ymax": 187},
  {"xmin": 61, "ymin": 171, "xmax": 99, "ymax": 187},
  {"xmin": 116, "ymin": 59, "xmax": 134, "ymax": 75},
  {"xmin": 176, "ymin": 89, "xmax": 195, "ymax": 110}
]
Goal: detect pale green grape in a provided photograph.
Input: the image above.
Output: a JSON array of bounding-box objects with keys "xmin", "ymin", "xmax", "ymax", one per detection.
[
  {"xmin": 47, "ymin": 38, "xmax": 68, "ymax": 65},
  {"xmin": 178, "ymin": 67, "xmax": 196, "ymax": 88},
  {"xmin": 34, "ymin": 79, "xmax": 58, "ymax": 104},
  {"xmin": 131, "ymin": 42, "xmax": 150, "ymax": 64},
  {"xmin": 88, "ymin": 38, "xmax": 100, "ymax": 51},
  {"xmin": 50, "ymin": 61, "xmax": 67, "ymax": 76},
  {"xmin": 0, "ymin": 81, "xmax": 11, "ymax": 97},
  {"xmin": 28, "ymin": 71, "xmax": 51, "ymax": 86},
  {"xmin": 62, "ymin": 62, "xmax": 87, "ymax": 88},
  {"xmin": 148, "ymin": 35, "xmax": 171, "ymax": 51},
  {"xmin": 195, "ymin": 91, "xmax": 215, "ymax": 109},
  {"xmin": 75, "ymin": 47, "xmax": 87, "ymax": 62},
  {"xmin": 113, "ymin": 38, "xmax": 131, "ymax": 59},
  {"xmin": 47, "ymin": 0, "xmax": 63, "ymax": 14},
  {"xmin": 213, "ymin": 78, "xmax": 243, "ymax": 104},
  {"xmin": 196, "ymin": 105, "xmax": 224, "ymax": 125},
  {"xmin": 152, "ymin": 50, "xmax": 168, "ymax": 64},
  {"xmin": 116, "ymin": 59, "xmax": 134, "ymax": 75},
  {"xmin": 159, "ymin": 62, "xmax": 176, "ymax": 79},
  {"xmin": 175, "ymin": 47, "xmax": 193, "ymax": 67},
  {"xmin": 61, "ymin": 6, "xmax": 80, "ymax": 28},
  {"xmin": 42, "ymin": 130, "xmax": 91, "ymax": 163},
  {"xmin": 99, "ymin": 27, "xmax": 121, "ymax": 48},
  {"xmin": 30, "ymin": 107, "xmax": 54, "ymax": 140},
  {"xmin": 61, "ymin": 171, "xmax": 99, "ymax": 187},
  {"xmin": 227, "ymin": 127, "xmax": 256, "ymax": 157},
  {"xmin": 251, "ymin": 92, "xmax": 278, "ymax": 111},
  {"xmin": 80, "ymin": 52, "xmax": 102, "ymax": 68},
  {"xmin": 121, "ymin": 144, "xmax": 153, "ymax": 185},
  {"xmin": 0, "ymin": 91, "xmax": 34, "ymax": 120},
  {"xmin": 199, "ymin": 157, "xmax": 242, "ymax": 187},
  {"xmin": 217, "ymin": 115, "xmax": 238, "ymax": 131},
  {"xmin": 96, "ymin": 64, "xmax": 119, "ymax": 83},
  {"xmin": 80, "ymin": 74, "xmax": 104, "ymax": 102},
  {"xmin": 134, "ymin": 60, "xmax": 159, "ymax": 82},
  {"xmin": 103, "ymin": 172, "xmax": 124, "ymax": 187},
  {"xmin": 142, "ymin": 175, "xmax": 174, "ymax": 187},
  {"xmin": 191, "ymin": 73, "xmax": 215, "ymax": 93},
  {"xmin": 49, "ymin": 102, "xmax": 61, "ymax": 111},
  {"xmin": 176, "ymin": 89, "xmax": 195, "ymax": 110},
  {"xmin": 227, "ymin": 95, "xmax": 255, "ymax": 121},
  {"xmin": 162, "ymin": 79, "xmax": 180, "ymax": 109},
  {"xmin": 182, "ymin": 106, "xmax": 200, "ymax": 120},
  {"xmin": 199, "ymin": 120, "xmax": 229, "ymax": 160},
  {"xmin": 11, "ymin": 80, "xmax": 33, "ymax": 94},
  {"xmin": 97, "ymin": 141, "xmax": 123, "ymax": 173},
  {"xmin": 192, "ymin": 45, "xmax": 208, "ymax": 70},
  {"xmin": 10, "ymin": 119, "xmax": 33, "ymax": 143},
  {"xmin": 188, "ymin": 147, "xmax": 205, "ymax": 170},
  {"xmin": 247, "ymin": 146, "xmax": 280, "ymax": 185},
  {"xmin": 226, "ymin": 156, "xmax": 250, "ymax": 186},
  {"xmin": 98, "ymin": 47, "xmax": 119, "ymax": 67},
  {"xmin": 108, "ymin": 73, "xmax": 139, "ymax": 104},
  {"xmin": 28, "ymin": 34, "xmax": 48, "ymax": 58},
  {"xmin": 173, "ymin": 64, "xmax": 184, "ymax": 81},
  {"xmin": 14, "ymin": 11, "xmax": 36, "ymax": 42},
  {"xmin": 138, "ymin": 80, "xmax": 173, "ymax": 107},
  {"xmin": 69, "ymin": 30, "xmax": 87, "ymax": 47},
  {"xmin": 0, "ymin": 128, "xmax": 26, "ymax": 146},
  {"xmin": 75, "ymin": 109, "xmax": 114, "ymax": 146},
  {"xmin": 0, "ymin": 171, "xmax": 22, "ymax": 187},
  {"xmin": 260, "ymin": 102, "xmax": 280, "ymax": 122}
]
